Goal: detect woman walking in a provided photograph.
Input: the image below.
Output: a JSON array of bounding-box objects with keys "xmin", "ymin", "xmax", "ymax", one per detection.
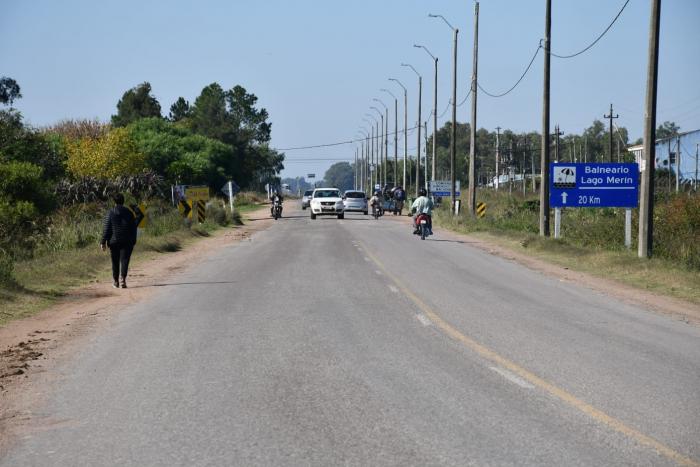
[{"xmin": 100, "ymin": 193, "xmax": 143, "ymax": 288}]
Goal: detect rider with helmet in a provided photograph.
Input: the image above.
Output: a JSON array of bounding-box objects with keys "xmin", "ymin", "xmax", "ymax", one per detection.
[
  {"xmin": 369, "ymin": 190, "xmax": 382, "ymax": 216},
  {"xmin": 410, "ymin": 188, "xmax": 434, "ymax": 234},
  {"xmin": 270, "ymin": 190, "xmax": 283, "ymax": 217}
]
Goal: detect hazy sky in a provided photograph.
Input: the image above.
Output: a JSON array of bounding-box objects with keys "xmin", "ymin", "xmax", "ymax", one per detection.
[{"xmin": 2, "ymin": 0, "xmax": 699, "ymax": 179}]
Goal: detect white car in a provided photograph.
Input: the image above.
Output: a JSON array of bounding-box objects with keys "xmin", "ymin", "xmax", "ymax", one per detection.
[
  {"xmin": 309, "ymin": 188, "xmax": 345, "ymax": 219},
  {"xmin": 343, "ymin": 190, "xmax": 368, "ymax": 215}
]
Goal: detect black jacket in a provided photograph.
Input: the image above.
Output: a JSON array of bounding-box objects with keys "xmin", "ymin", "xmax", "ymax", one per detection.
[{"xmin": 101, "ymin": 205, "xmax": 141, "ymax": 247}]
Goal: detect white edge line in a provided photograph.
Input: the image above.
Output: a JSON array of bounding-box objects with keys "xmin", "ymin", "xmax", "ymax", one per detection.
[{"xmin": 490, "ymin": 366, "xmax": 535, "ymax": 389}]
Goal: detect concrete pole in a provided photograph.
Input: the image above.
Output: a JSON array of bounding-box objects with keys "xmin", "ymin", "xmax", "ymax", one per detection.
[
  {"xmin": 416, "ymin": 76, "xmax": 422, "ymax": 197},
  {"xmin": 433, "ymin": 57, "xmax": 438, "ymax": 184},
  {"xmin": 540, "ymin": 0, "xmax": 552, "ymax": 236},
  {"xmin": 638, "ymin": 0, "xmax": 661, "ymax": 258},
  {"xmin": 468, "ymin": 2, "xmax": 479, "ymax": 216},
  {"xmin": 451, "ymin": 28, "xmax": 459, "ymax": 210},
  {"xmin": 495, "ymin": 126, "xmax": 501, "ymax": 190}
]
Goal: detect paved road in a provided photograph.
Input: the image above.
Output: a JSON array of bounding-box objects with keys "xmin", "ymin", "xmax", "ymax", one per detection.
[{"xmin": 3, "ymin": 204, "xmax": 699, "ymax": 466}]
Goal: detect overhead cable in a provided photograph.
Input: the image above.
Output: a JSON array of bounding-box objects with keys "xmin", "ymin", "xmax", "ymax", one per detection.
[
  {"xmin": 550, "ymin": 0, "xmax": 630, "ymax": 59},
  {"xmin": 478, "ymin": 44, "xmax": 542, "ymax": 98}
]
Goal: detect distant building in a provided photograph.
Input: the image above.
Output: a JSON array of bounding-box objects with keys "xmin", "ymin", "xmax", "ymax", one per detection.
[{"xmin": 628, "ymin": 128, "xmax": 700, "ymax": 185}]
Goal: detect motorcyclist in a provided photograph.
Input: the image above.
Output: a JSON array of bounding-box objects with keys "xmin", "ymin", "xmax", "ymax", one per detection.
[
  {"xmin": 411, "ymin": 187, "xmax": 434, "ymax": 235},
  {"xmin": 369, "ymin": 190, "xmax": 382, "ymax": 216},
  {"xmin": 270, "ymin": 190, "xmax": 283, "ymax": 217},
  {"xmin": 391, "ymin": 186, "xmax": 406, "ymax": 215}
]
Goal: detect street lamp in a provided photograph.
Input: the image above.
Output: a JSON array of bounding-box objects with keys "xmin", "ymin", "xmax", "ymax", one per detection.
[
  {"xmin": 370, "ymin": 106, "xmax": 384, "ymax": 188},
  {"xmin": 373, "ymin": 98, "xmax": 389, "ymax": 187},
  {"xmin": 402, "ymin": 62, "xmax": 422, "ymax": 197},
  {"xmin": 365, "ymin": 113, "xmax": 379, "ymax": 189},
  {"xmin": 414, "ymin": 44, "xmax": 438, "ymax": 186},
  {"xmin": 381, "ymin": 88, "xmax": 399, "ymax": 185},
  {"xmin": 389, "ymin": 78, "xmax": 408, "ymax": 190},
  {"xmin": 429, "ymin": 13, "xmax": 459, "ymax": 210}
]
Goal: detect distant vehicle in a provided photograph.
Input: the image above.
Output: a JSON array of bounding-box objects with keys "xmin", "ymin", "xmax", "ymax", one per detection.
[
  {"xmin": 343, "ymin": 190, "xmax": 368, "ymax": 215},
  {"xmin": 301, "ymin": 190, "xmax": 314, "ymax": 210},
  {"xmin": 309, "ymin": 188, "xmax": 344, "ymax": 219}
]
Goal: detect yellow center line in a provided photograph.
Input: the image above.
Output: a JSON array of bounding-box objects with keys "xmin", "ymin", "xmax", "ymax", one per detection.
[{"xmin": 358, "ymin": 241, "xmax": 699, "ymax": 467}]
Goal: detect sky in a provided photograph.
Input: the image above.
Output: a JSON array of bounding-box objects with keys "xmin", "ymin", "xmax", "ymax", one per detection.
[{"xmin": 2, "ymin": 0, "xmax": 699, "ymax": 180}]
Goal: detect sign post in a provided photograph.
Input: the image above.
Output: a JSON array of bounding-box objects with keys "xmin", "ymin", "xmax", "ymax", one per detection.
[
  {"xmin": 222, "ymin": 181, "xmax": 240, "ymax": 218},
  {"xmin": 550, "ymin": 162, "xmax": 639, "ymax": 243},
  {"xmin": 429, "ymin": 180, "xmax": 461, "ymax": 197}
]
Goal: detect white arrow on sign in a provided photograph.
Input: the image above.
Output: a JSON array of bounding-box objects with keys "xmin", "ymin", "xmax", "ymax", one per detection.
[{"xmin": 561, "ymin": 192, "xmax": 568, "ymax": 205}]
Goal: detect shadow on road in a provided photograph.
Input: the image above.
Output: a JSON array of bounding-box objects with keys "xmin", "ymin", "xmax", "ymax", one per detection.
[{"xmin": 130, "ymin": 281, "xmax": 239, "ymax": 288}]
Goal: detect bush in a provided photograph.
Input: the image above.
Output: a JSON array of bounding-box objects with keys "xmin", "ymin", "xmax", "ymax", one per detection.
[
  {"xmin": 0, "ymin": 250, "xmax": 14, "ymax": 285},
  {"xmin": 205, "ymin": 202, "xmax": 228, "ymax": 226},
  {"xmin": 66, "ymin": 127, "xmax": 146, "ymax": 179}
]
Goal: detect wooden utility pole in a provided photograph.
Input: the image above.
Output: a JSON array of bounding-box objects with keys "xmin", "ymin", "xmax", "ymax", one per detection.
[
  {"xmin": 468, "ymin": 2, "xmax": 479, "ymax": 216},
  {"xmin": 554, "ymin": 125, "xmax": 564, "ymax": 161},
  {"xmin": 604, "ymin": 103, "xmax": 619, "ymax": 163},
  {"xmin": 638, "ymin": 0, "xmax": 661, "ymax": 259},
  {"xmin": 539, "ymin": 0, "xmax": 552, "ymax": 236},
  {"xmin": 495, "ymin": 126, "xmax": 501, "ymax": 190}
]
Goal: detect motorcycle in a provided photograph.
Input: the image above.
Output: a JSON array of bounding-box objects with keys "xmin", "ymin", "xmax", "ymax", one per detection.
[
  {"xmin": 272, "ymin": 200, "xmax": 283, "ymax": 220},
  {"xmin": 372, "ymin": 203, "xmax": 381, "ymax": 220},
  {"xmin": 414, "ymin": 213, "xmax": 432, "ymax": 240}
]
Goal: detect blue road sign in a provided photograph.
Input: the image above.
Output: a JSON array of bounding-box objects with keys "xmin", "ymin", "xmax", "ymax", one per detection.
[{"xmin": 550, "ymin": 163, "xmax": 639, "ymax": 208}]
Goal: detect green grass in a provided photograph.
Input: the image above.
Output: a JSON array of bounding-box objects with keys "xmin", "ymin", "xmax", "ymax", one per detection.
[
  {"xmin": 434, "ymin": 190, "xmax": 700, "ymax": 305},
  {"xmin": 0, "ymin": 198, "xmax": 265, "ymax": 326}
]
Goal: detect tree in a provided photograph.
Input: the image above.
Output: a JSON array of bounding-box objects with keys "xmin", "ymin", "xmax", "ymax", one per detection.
[
  {"xmin": 66, "ymin": 128, "xmax": 146, "ymax": 178},
  {"xmin": 0, "ymin": 77, "xmax": 21, "ymax": 106},
  {"xmin": 169, "ymin": 97, "xmax": 191, "ymax": 122},
  {"xmin": 111, "ymin": 82, "xmax": 162, "ymax": 127},
  {"xmin": 323, "ymin": 162, "xmax": 354, "ymax": 191},
  {"xmin": 656, "ymin": 121, "xmax": 680, "ymax": 140}
]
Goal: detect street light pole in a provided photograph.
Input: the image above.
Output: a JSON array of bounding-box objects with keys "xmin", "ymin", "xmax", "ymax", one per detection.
[
  {"xmin": 390, "ymin": 78, "xmax": 408, "ymax": 189},
  {"xmin": 371, "ymin": 106, "xmax": 384, "ymax": 189},
  {"xmin": 415, "ymin": 44, "xmax": 438, "ymax": 188},
  {"xmin": 430, "ymin": 13, "xmax": 459, "ymax": 210},
  {"xmin": 381, "ymin": 88, "xmax": 399, "ymax": 185},
  {"xmin": 374, "ymin": 98, "xmax": 389, "ymax": 187},
  {"xmin": 402, "ymin": 63, "xmax": 422, "ymax": 197}
]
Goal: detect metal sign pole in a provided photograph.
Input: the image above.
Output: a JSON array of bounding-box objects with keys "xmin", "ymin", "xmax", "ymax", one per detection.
[
  {"xmin": 554, "ymin": 208, "xmax": 561, "ymax": 239},
  {"xmin": 625, "ymin": 209, "xmax": 632, "ymax": 249}
]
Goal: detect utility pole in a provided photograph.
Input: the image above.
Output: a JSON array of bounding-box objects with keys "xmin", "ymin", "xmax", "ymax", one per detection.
[
  {"xmin": 540, "ymin": 0, "xmax": 552, "ymax": 237},
  {"xmin": 390, "ymin": 78, "xmax": 408, "ymax": 189},
  {"xmin": 554, "ymin": 125, "xmax": 564, "ymax": 161},
  {"xmin": 604, "ymin": 103, "xmax": 619, "ymax": 163},
  {"xmin": 416, "ymin": 75, "xmax": 422, "ymax": 197},
  {"xmin": 451, "ymin": 27, "xmax": 459, "ymax": 210},
  {"xmin": 530, "ymin": 142, "xmax": 536, "ymax": 193},
  {"xmin": 424, "ymin": 121, "xmax": 429, "ymax": 191},
  {"xmin": 354, "ymin": 148, "xmax": 358, "ymax": 190},
  {"xmin": 695, "ymin": 143, "xmax": 699, "ymax": 191},
  {"xmin": 638, "ymin": 0, "xmax": 660, "ymax": 259},
  {"xmin": 432, "ymin": 56, "xmax": 438, "ymax": 185},
  {"xmin": 468, "ymin": 1, "xmax": 479, "ymax": 216},
  {"xmin": 675, "ymin": 135, "xmax": 680, "ymax": 193},
  {"xmin": 495, "ymin": 126, "xmax": 501, "ymax": 190}
]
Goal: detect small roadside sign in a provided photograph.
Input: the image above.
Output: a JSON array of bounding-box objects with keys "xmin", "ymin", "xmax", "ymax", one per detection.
[
  {"xmin": 178, "ymin": 200, "xmax": 192, "ymax": 219},
  {"xmin": 196, "ymin": 200, "xmax": 206, "ymax": 223},
  {"xmin": 127, "ymin": 204, "xmax": 147, "ymax": 228},
  {"xmin": 222, "ymin": 181, "xmax": 240, "ymax": 197},
  {"xmin": 429, "ymin": 180, "xmax": 460, "ymax": 197},
  {"xmin": 550, "ymin": 163, "xmax": 639, "ymax": 208},
  {"xmin": 476, "ymin": 202, "xmax": 486, "ymax": 218},
  {"xmin": 185, "ymin": 186, "xmax": 210, "ymax": 201},
  {"xmin": 307, "ymin": 173, "xmax": 316, "ymax": 179}
]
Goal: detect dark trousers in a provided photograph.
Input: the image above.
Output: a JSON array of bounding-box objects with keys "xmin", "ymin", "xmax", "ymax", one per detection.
[{"xmin": 109, "ymin": 243, "xmax": 134, "ymax": 281}]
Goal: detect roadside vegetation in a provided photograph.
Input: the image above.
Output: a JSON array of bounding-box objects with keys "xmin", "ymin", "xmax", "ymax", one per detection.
[
  {"xmin": 434, "ymin": 188, "xmax": 700, "ymax": 305},
  {"xmin": 0, "ymin": 76, "xmax": 280, "ymax": 325}
]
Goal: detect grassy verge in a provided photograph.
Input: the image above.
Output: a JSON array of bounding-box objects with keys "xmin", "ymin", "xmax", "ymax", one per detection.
[
  {"xmin": 0, "ymin": 197, "xmax": 265, "ymax": 326},
  {"xmin": 434, "ymin": 191, "xmax": 700, "ymax": 306}
]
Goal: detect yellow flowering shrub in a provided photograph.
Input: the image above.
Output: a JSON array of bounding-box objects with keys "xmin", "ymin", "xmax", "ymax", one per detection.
[{"xmin": 66, "ymin": 127, "xmax": 146, "ymax": 178}]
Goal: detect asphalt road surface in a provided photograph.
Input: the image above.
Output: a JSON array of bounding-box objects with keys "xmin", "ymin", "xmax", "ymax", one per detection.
[{"xmin": 3, "ymin": 204, "xmax": 699, "ymax": 466}]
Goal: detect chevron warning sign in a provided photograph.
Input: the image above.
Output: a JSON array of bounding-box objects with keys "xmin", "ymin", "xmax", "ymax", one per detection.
[
  {"xmin": 196, "ymin": 200, "xmax": 206, "ymax": 223},
  {"xmin": 178, "ymin": 199, "xmax": 192, "ymax": 219},
  {"xmin": 476, "ymin": 202, "xmax": 487, "ymax": 218}
]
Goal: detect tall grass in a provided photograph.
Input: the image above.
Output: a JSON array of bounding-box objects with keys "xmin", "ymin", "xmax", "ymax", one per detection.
[{"xmin": 435, "ymin": 190, "xmax": 700, "ymax": 270}]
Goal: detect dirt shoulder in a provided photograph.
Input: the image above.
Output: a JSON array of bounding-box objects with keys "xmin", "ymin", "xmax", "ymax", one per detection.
[
  {"xmin": 0, "ymin": 207, "xmax": 274, "ymax": 453},
  {"xmin": 389, "ymin": 212, "xmax": 700, "ymax": 326}
]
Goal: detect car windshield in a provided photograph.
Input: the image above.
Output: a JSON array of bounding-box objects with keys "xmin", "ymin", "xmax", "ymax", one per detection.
[
  {"xmin": 345, "ymin": 192, "xmax": 365, "ymax": 199},
  {"xmin": 304, "ymin": 190, "xmax": 313, "ymax": 196},
  {"xmin": 314, "ymin": 190, "xmax": 340, "ymax": 198}
]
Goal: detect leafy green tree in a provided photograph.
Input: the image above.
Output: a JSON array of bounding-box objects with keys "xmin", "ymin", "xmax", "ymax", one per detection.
[
  {"xmin": 656, "ymin": 121, "xmax": 680, "ymax": 140},
  {"xmin": 0, "ymin": 77, "xmax": 21, "ymax": 106},
  {"xmin": 0, "ymin": 110, "xmax": 66, "ymax": 179},
  {"xmin": 111, "ymin": 82, "xmax": 162, "ymax": 127},
  {"xmin": 169, "ymin": 97, "xmax": 191, "ymax": 122},
  {"xmin": 323, "ymin": 162, "xmax": 354, "ymax": 191}
]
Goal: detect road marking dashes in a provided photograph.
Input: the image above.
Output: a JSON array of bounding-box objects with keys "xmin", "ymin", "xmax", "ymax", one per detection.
[
  {"xmin": 388, "ymin": 285, "xmax": 399, "ymax": 294},
  {"xmin": 363, "ymin": 257, "xmax": 370, "ymax": 262},
  {"xmin": 375, "ymin": 270, "xmax": 382, "ymax": 275},
  {"xmin": 489, "ymin": 366, "xmax": 535, "ymax": 389},
  {"xmin": 415, "ymin": 314, "xmax": 432, "ymax": 326}
]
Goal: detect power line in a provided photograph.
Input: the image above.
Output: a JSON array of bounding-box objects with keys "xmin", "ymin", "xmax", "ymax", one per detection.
[
  {"xmin": 550, "ymin": 0, "xmax": 630, "ymax": 59},
  {"xmin": 478, "ymin": 44, "xmax": 542, "ymax": 98},
  {"xmin": 276, "ymin": 124, "xmax": 420, "ymax": 151}
]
